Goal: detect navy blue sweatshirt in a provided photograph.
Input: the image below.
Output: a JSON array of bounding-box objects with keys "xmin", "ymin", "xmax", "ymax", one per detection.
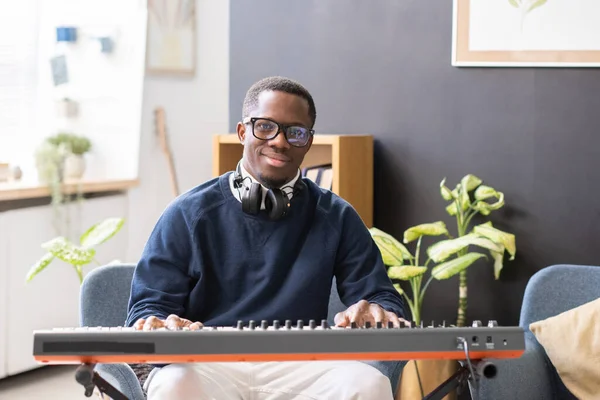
[{"xmin": 125, "ymin": 172, "xmax": 406, "ymax": 327}]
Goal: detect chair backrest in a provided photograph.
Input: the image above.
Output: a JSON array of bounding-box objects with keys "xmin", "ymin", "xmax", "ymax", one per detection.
[
  {"xmin": 80, "ymin": 263, "xmax": 136, "ymax": 327},
  {"xmin": 519, "ymin": 264, "xmax": 600, "ymax": 399},
  {"xmin": 80, "ymin": 263, "xmax": 349, "ymax": 327},
  {"xmin": 520, "ymin": 264, "xmax": 600, "ymax": 328}
]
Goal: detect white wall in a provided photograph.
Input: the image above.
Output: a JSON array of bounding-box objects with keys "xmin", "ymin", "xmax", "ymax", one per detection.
[
  {"xmin": 126, "ymin": 0, "xmax": 230, "ymax": 261},
  {"xmin": 0, "ymin": 0, "xmax": 230, "ymax": 378},
  {"xmin": 3, "ymin": 0, "xmax": 146, "ymax": 182}
]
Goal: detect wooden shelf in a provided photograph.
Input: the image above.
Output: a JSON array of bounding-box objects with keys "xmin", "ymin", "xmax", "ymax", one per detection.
[
  {"xmin": 212, "ymin": 133, "xmax": 374, "ymax": 227},
  {"xmin": 0, "ymin": 178, "xmax": 139, "ymax": 202}
]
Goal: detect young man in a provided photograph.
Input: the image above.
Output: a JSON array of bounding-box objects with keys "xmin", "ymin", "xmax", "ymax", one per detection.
[{"xmin": 126, "ymin": 76, "xmax": 408, "ymax": 399}]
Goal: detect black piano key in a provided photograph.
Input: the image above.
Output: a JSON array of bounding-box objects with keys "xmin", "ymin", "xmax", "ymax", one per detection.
[
  {"xmin": 376, "ymin": 321, "xmax": 383, "ymax": 329},
  {"xmin": 350, "ymin": 321, "xmax": 357, "ymax": 329},
  {"xmin": 388, "ymin": 321, "xmax": 394, "ymax": 329},
  {"xmin": 365, "ymin": 321, "xmax": 371, "ymax": 329}
]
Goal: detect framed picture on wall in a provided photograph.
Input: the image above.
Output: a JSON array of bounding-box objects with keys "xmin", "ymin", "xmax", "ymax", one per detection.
[
  {"xmin": 452, "ymin": 0, "xmax": 600, "ymax": 67},
  {"xmin": 146, "ymin": 0, "xmax": 196, "ymax": 75}
]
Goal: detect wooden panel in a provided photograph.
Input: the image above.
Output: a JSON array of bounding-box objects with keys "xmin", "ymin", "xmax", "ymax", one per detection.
[
  {"xmin": 336, "ymin": 136, "xmax": 373, "ymax": 227},
  {"xmin": 301, "ymin": 144, "xmax": 332, "ymax": 169},
  {"xmin": 0, "ymin": 179, "xmax": 139, "ymax": 202}
]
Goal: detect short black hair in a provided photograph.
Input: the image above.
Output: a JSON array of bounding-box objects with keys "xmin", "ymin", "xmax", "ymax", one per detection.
[{"xmin": 242, "ymin": 76, "xmax": 317, "ymax": 127}]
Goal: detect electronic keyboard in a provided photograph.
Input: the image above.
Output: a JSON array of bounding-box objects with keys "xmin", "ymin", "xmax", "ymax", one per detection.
[{"xmin": 33, "ymin": 319, "xmax": 525, "ymax": 365}]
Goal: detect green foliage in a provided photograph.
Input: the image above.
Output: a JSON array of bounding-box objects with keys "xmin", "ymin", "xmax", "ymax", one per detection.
[
  {"xmin": 47, "ymin": 132, "xmax": 92, "ymax": 155},
  {"xmin": 370, "ymin": 174, "xmax": 516, "ymax": 326},
  {"xmin": 25, "ymin": 217, "xmax": 125, "ymax": 284}
]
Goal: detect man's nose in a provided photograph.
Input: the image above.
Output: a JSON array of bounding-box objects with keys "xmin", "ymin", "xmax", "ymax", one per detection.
[{"xmin": 268, "ymin": 130, "xmax": 291, "ymax": 149}]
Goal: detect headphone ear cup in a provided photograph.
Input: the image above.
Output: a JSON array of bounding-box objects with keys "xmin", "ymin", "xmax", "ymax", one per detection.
[
  {"xmin": 241, "ymin": 182, "xmax": 262, "ymax": 215},
  {"xmin": 265, "ymin": 189, "xmax": 288, "ymax": 220}
]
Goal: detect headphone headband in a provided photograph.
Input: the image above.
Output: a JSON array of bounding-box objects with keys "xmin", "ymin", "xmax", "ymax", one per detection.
[{"xmin": 233, "ymin": 162, "xmax": 304, "ymax": 220}]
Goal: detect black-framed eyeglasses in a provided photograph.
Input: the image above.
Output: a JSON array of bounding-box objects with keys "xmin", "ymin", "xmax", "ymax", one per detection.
[{"xmin": 244, "ymin": 117, "xmax": 314, "ymax": 148}]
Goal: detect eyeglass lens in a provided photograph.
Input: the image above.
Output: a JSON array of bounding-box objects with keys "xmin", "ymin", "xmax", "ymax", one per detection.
[{"xmin": 253, "ymin": 118, "xmax": 310, "ymax": 147}]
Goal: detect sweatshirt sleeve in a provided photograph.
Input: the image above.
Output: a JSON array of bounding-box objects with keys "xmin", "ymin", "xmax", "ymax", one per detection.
[
  {"xmin": 333, "ymin": 204, "xmax": 408, "ymax": 320},
  {"xmin": 125, "ymin": 202, "xmax": 195, "ymax": 327}
]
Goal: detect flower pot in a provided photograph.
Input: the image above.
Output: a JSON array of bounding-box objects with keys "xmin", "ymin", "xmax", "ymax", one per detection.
[
  {"xmin": 64, "ymin": 154, "xmax": 86, "ymax": 179},
  {"xmin": 396, "ymin": 359, "xmax": 459, "ymax": 400}
]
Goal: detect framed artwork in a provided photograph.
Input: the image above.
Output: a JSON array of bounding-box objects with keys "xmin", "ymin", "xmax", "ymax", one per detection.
[
  {"xmin": 146, "ymin": 0, "xmax": 196, "ymax": 75},
  {"xmin": 452, "ymin": 0, "xmax": 600, "ymax": 67}
]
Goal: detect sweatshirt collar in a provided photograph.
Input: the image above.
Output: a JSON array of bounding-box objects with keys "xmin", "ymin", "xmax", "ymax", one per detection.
[{"xmin": 229, "ymin": 161, "xmax": 300, "ymax": 209}]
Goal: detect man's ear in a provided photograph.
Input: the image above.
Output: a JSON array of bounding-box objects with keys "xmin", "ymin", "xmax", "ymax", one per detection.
[{"xmin": 236, "ymin": 121, "xmax": 246, "ymax": 144}]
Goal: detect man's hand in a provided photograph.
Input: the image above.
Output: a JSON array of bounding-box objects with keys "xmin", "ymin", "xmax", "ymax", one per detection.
[
  {"xmin": 334, "ymin": 300, "xmax": 411, "ymax": 328},
  {"xmin": 133, "ymin": 314, "xmax": 203, "ymax": 331}
]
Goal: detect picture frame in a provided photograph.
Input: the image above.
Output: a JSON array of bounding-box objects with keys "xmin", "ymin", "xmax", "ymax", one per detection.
[
  {"xmin": 146, "ymin": 0, "xmax": 196, "ymax": 76},
  {"xmin": 452, "ymin": 0, "xmax": 600, "ymax": 67}
]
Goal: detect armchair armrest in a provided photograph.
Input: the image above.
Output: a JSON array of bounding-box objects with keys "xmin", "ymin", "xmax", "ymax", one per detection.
[{"xmin": 471, "ymin": 333, "xmax": 554, "ymax": 400}]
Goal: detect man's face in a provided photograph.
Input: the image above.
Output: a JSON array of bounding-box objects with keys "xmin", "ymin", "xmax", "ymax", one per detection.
[{"xmin": 237, "ymin": 90, "xmax": 313, "ymax": 188}]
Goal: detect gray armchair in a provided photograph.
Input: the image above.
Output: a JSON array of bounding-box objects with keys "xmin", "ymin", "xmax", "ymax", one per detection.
[
  {"xmin": 473, "ymin": 264, "xmax": 599, "ymax": 399},
  {"xmin": 79, "ymin": 263, "xmax": 406, "ymax": 399}
]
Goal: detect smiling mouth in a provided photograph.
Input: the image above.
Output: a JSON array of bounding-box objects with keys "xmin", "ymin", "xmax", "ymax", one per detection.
[
  {"xmin": 263, "ymin": 154, "xmax": 290, "ymax": 167},
  {"xmin": 263, "ymin": 154, "xmax": 290, "ymax": 162}
]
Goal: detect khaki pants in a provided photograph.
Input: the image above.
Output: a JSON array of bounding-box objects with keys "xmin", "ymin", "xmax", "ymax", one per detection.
[{"xmin": 145, "ymin": 361, "xmax": 394, "ymax": 400}]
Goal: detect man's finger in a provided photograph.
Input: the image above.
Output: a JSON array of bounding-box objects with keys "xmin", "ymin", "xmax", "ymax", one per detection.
[
  {"xmin": 386, "ymin": 311, "xmax": 401, "ymax": 327},
  {"xmin": 143, "ymin": 316, "xmax": 163, "ymax": 331},
  {"xmin": 133, "ymin": 318, "xmax": 146, "ymax": 330},
  {"xmin": 165, "ymin": 314, "xmax": 183, "ymax": 330},
  {"xmin": 369, "ymin": 304, "xmax": 385, "ymax": 324},
  {"xmin": 334, "ymin": 311, "xmax": 350, "ymax": 327},
  {"xmin": 349, "ymin": 300, "xmax": 370, "ymax": 326},
  {"xmin": 189, "ymin": 322, "xmax": 203, "ymax": 331}
]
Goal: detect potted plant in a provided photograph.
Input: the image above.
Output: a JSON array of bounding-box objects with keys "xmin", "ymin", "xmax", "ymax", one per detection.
[
  {"xmin": 369, "ymin": 173, "xmax": 516, "ymax": 399},
  {"xmin": 47, "ymin": 132, "xmax": 92, "ymax": 179},
  {"xmin": 25, "ymin": 217, "xmax": 125, "ymax": 284}
]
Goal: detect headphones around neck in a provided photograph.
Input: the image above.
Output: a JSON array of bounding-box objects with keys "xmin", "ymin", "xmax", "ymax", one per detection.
[{"xmin": 233, "ymin": 163, "xmax": 305, "ymax": 221}]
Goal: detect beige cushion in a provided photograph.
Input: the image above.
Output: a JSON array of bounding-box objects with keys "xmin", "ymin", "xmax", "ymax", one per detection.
[{"xmin": 529, "ymin": 297, "xmax": 600, "ymax": 400}]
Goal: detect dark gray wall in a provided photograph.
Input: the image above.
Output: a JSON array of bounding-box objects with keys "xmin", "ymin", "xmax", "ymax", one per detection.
[{"xmin": 229, "ymin": 0, "xmax": 600, "ymax": 327}]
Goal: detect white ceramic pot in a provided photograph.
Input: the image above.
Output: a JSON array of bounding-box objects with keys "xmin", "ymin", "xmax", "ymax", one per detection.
[{"xmin": 64, "ymin": 154, "xmax": 86, "ymax": 179}]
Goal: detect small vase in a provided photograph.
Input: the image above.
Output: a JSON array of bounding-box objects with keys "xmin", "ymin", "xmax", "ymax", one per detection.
[{"xmin": 64, "ymin": 154, "xmax": 86, "ymax": 180}]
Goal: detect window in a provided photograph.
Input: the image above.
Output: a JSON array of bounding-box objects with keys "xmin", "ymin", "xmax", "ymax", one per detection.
[{"xmin": 0, "ymin": 0, "xmax": 40, "ymax": 173}]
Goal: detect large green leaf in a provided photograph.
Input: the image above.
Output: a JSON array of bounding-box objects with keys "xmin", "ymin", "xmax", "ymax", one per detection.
[
  {"xmin": 80, "ymin": 217, "xmax": 125, "ymax": 248},
  {"xmin": 403, "ymin": 221, "xmax": 449, "ymax": 244},
  {"xmin": 42, "ymin": 237, "xmax": 96, "ymax": 266},
  {"xmin": 473, "ymin": 222, "xmax": 516, "ymax": 260},
  {"xmin": 474, "ymin": 185, "xmax": 505, "ymax": 214},
  {"xmin": 25, "ymin": 252, "xmax": 55, "ymax": 282},
  {"xmin": 527, "ymin": 0, "xmax": 547, "ymax": 13},
  {"xmin": 427, "ymin": 233, "xmax": 503, "ymax": 263},
  {"xmin": 461, "ymin": 174, "xmax": 482, "ymax": 192},
  {"xmin": 432, "ymin": 252, "xmax": 487, "ymax": 280},
  {"xmin": 393, "ymin": 283, "xmax": 404, "ymax": 295},
  {"xmin": 440, "ymin": 178, "xmax": 454, "ymax": 201},
  {"xmin": 446, "ymin": 202, "xmax": 458, "ymax": 216},
  {"xmin": 369, "ymin": 227, "xmax": 413, "ymax": 265},
  {"xmin": 388, "ymin": 265, "xmax": 427, "ymax": 280},
  {"xmin": 490, "ymin": 249, "xmax": 505, "ymax": 280}
]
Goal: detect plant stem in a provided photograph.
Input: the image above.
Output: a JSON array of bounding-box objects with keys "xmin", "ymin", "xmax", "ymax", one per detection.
[{"xmin": 456, "ymin": 203, "xmax": 470, "ymax": 327}]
